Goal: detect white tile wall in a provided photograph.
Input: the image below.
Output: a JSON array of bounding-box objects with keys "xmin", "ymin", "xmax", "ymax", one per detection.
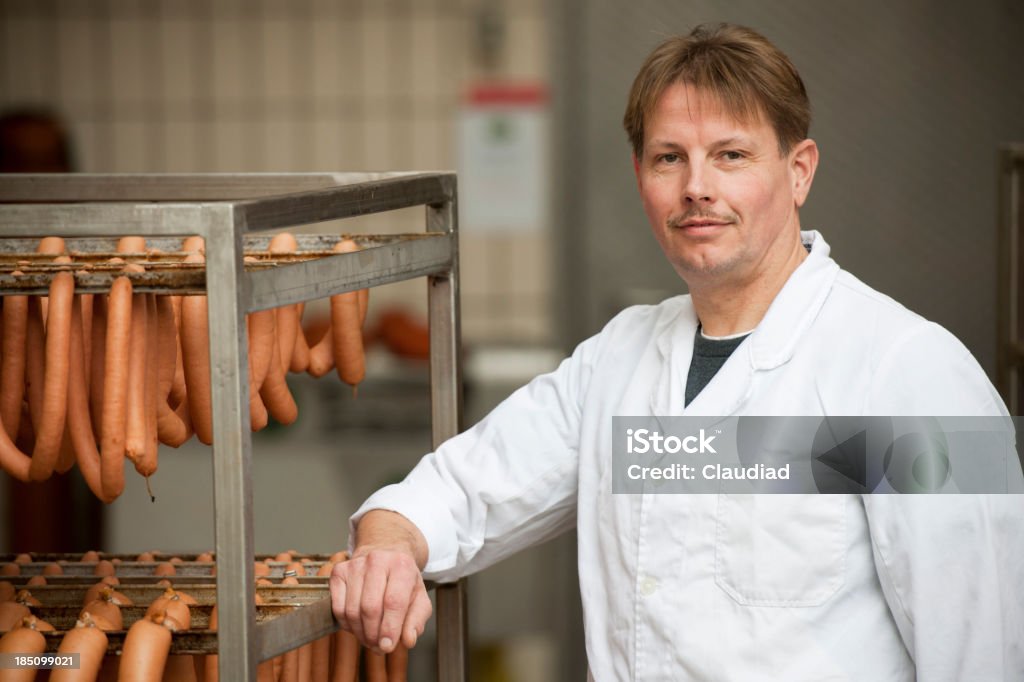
[{"xmin": 0, "ymin": 0, "xmax": 553, "ymax": 344}]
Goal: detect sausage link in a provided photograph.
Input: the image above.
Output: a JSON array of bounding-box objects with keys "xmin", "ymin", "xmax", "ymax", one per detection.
[
  {"xmin": 156, "ymin": 295, "xmax": 190, "ymax": 447},
  {"xmin": 259, "ymin": 325, "xmax": 298, "ymax": 426},
  {"xmin": 365, "ymin": 649, "xmax": 387, "ymax": 682},
  {"xmin": 385, "ymin": 644, "xmax": 409, "ymax": 682},
  {"xmin": 329, "ymin": 630, "xmax": 360, "ymax": 682},
  {"xmin": 0, "ymin": 621, "xmax": 46, "ymax": 682},
  {"xmin": 124, "ymin": 291, "xmax": 150, "ymax": 474},
  {"xmin": 290, "ymin": 303, "xmax": 311, "ymax": 373},
  {"xmin": 100, "ymin": 276, "xmax": 133, "ymax": 501},
  {"xmin": 140, "ymin": 294, "xmax": 160, "ymax": 476},
  {"xmin": 67, "ymin": 294, "xmax": 113, "ymax": 502},
  {"xmin": 28, "ymin": 270, "xmax": 73, "ymax": 481},
  {"xmin": 0, "ymin": 293, "xmax": 27, "ymax": 439},
  {"xmin": 330, "ymin": 241, "xmax": 365, "ymax": 389},
  {"xmin": 307, "ymin": 325, "xmax": 334, "ymax": 378},
  {"xmin": 180, "ymin": 254, "xmax": 213, "ymax": 445},
  {"xmin": 119, "ymin": 615, "xmax": 172, "ymax": 682},
  {"xmin": 89, "ymin": 293, "xmax": 108, "ymax": 438},
  {"xmin": 269, "ymin": 233, "xmax": 300, "ymax": 371},
  {"xmin": 50, "ymin": 615, "xmax": 109, "ymax": 682}
]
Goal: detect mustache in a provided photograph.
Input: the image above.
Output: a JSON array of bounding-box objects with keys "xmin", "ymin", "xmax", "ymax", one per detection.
[{"xmin": 667, "ymin": 210, "xmax": 737, "ymax": 228}]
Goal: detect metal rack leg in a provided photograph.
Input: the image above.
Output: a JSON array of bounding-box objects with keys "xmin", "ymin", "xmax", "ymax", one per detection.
[
  {"xmin": 427, "ymin": 196, "xmax": 467, "ymax": 682},
  {"xmin": 203, "ymin": 208, "xmax": 259, "ymax": 681}
]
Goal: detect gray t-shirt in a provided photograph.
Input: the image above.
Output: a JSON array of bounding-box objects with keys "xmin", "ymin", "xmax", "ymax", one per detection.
[{"xmin": 684, "ymin": 328, "xmax": 750, "ymax": 407}]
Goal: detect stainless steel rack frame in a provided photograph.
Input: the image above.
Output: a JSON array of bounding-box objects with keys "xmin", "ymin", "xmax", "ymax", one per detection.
[{"xmin": 0, "ymin": 172, "xmax": 467, "ymax": 681}]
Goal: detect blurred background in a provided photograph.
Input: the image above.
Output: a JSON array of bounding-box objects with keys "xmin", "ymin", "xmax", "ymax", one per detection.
[{"xmin": 1, "ymin": 0, "xmax": 1022, "ymax": 679}]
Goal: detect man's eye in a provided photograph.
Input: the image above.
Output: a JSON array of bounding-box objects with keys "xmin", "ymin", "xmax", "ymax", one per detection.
[
  {"xmin": 659, "ymin": 153, "xmax": 680, "ymax": 164},
  {"xmin": 722, "ymin": 150, "xmax": 744, "ymax": 161}
]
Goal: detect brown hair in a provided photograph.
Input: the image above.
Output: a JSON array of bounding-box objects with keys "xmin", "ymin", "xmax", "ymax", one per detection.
[{"xmin": 623, "ymin": 24, "xmax": 810, "ymax": 157}]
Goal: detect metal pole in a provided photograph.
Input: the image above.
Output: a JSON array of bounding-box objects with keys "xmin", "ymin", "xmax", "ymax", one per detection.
[
  {"xmin": 426, "ymin": 184, "xmax": 467, "ymax": 682},
  {"xmin": 202, "ymin": 205, "xmax": 259, "ymax": 681}
]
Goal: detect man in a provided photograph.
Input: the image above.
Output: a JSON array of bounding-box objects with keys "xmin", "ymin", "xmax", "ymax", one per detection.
[{"xmin": 331, "ymin": 24, "xmax": 1024, "ymax": 680}]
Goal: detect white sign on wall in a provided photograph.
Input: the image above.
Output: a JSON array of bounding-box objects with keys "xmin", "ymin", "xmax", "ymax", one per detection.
[{"xmin": 457, "ymin": 83, "xmax": 549, "ymax": 233}]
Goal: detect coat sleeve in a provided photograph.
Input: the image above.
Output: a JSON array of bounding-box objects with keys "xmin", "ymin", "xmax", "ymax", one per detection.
[
  {"xmin": 348, "ymin": 333, "xmax": 600, "ymax": 582},
  {"xmin": 862, "ymin": 320, "xmax": 1024, "ymax": 681}
]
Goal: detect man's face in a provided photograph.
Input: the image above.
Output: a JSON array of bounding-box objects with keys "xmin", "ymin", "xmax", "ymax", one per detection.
[{"xmin": 633, "ymin": 82, "xmax": 817, "ymax": 289}]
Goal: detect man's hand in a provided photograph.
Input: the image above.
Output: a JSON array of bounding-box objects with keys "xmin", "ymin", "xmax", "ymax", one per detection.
[{"xmin": 329, "ymin": 510, "xmax": 432, "ymax": 654}]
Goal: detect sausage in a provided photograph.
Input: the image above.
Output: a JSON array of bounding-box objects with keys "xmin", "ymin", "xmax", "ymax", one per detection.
[
  {"xmin": 0, "ymin": 293, "xmax": 27, "ymax": 439},
  {"xmin": 269, "ymin": 233, "xmax": 301, "ymax": 370},
  {"xmin": 164, "ymin": 655, "xmax": 199, "ymax": 682},
  {"xmin": 80, "ymin": 292, "xmax": 93, "ymax": 390},
  {"xmin": 307, "ymin": 325, "xmax": 334, "ymax": 378},
  {"xmin": 156, "ymin": 295, "xmax": 190, "ymax": 447},
  {"xmin": 180, "ymin": 253, "xmax": 213, "ymax": 445},
  {"xmin": 50, "ymin": 613, "xmax": 109, "ymax": 682},
  {"xmin": 386, "ymin": 644, "xmax": 409, "ymax": 682},
  {"xmin": 67, "ymin": 294, "xmax": 112, "ymax": 502},
  {"xmin": 0, "ymin": 389, "xmax": 33, "ymax": 481},
  {"xmin": 0, "ymin": 581, "xmax": 15, "ymax": 602},
  {"xmin": 168, "ymin": 295, "xmax": 187, "ymax": 410},
  {"xmin": 42, "ymin": 561, "xmax": 63, "ymax": 576},
  {"xmin": 82, "ymin": 597, "xmax": 123, "ymax": 631},
  {"xmin": 81, "ymin": 550, "xmax": 101, "ymax": 562},
  {"xmin": 117, "ymin": 236, "xmax": 146, "ymax": 254},
  {"xmin": 0, "ymin": 601, "xmax": 30, "ymax": 630},
  {"xmin": 279, "ymin": 576, "xmax": 304, "ymax": 682},
  {"xmin": 144, "ymin": 589, "xmax": 191, "ymax": 629},
  {"xmin": 28, "ymin": 269, "xmax": 74, "ymax": 481},
  {"xmin": 0, "ymin": 618, "xmax": 46, "ymax": 682},
  {"xmin": 119, "ymin": 614, "xmax": 173, "ymax": 682},
  {"xmin": 89, "ymin": 292, "xmax": 107, "ymax": 438},
  {"xmin": 154, "ymin": 562, "xmax": 176, "ymax": 577},
  {"xmin": 182, "ymin": 236, "xmax": 204, "ymax": 253},
  {"xmin": 247, "ymin": 307, "xmax": 276, "ymax": 431},
  {"xmin": 94, "ymin": 560, "xmax": 116, "ymax": 577},
  {"xmin": 330, "ymin": 240, "xmax": 366, "ymax": 389},
  {"xmin": 143, "ymin": 294, "xmax": 160, "ymax": 475},
  {"xmin": 310, "ymin": 562, "xmax": 335, "ymax": 682},
  {"xmin": 14, "ymin": 589, "xmax": 41, "ymax": 608},
  {"xmin": 289, "ymin": 303, "xmax": 310, "ymax": 372},
  {"xmin": 329, "ymin": 630, "xmax": 361, "ymax": 682},
  {"xmin": 53, "ymin": 255, "xmax": 79, "ymax": 476},
  {"xmin": 24, "ymin": 294, "xmax": 44, "ymax": 432},
  {"xmin": 83, "ymin": 581, "xmax": 130, "ymax": 607},
  {"xmin": 124, "ymin": 287, "xmax": 150, "ymax": 475},
  {"xmin": 201, "ymin": 604, "xmax": 218, "ymax": 682},
  {"xmin": 365, "ymin": 649, "xmax": 388, "ymax": 682},
  {"xmin": 259, "ymin": 328, "xmax": 298, "ymax": 425},
  {"xmin": 100, "ymin": 275, "xmax": 133, "ymax": 501}
]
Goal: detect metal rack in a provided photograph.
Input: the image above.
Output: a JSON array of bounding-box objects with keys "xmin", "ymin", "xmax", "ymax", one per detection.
[
  {"xmin": 998, "ymin": 146, "xmax": 1024, "ymax": 414},
  {"xmin": 0, "ymin": 172, "xmax": 467, "ymax": 681}
]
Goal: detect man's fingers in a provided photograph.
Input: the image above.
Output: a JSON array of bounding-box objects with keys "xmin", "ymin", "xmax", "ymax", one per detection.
[
  {"xmin": 359, "ymin": 555, "xmax": 390, "ymax": 646},
  {"xmin": 329, "ymin": 571, "xmax": 349, "ymax": 629},
  {"xmin": 376, "ymin": 569, "xmax": 419, "ymax": 653},
  {"xmin": 343, "ymin": 563, "xmax": 367, "ymax": 644},
  {"xmin": 401, "ymin": 586, "xmax": 433, "ymax": 649}
]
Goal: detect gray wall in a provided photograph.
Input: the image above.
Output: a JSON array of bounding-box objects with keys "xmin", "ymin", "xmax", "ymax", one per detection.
[{"xmin": 553, "ymin": 0, "xmax": 1024, "ymax": 378}]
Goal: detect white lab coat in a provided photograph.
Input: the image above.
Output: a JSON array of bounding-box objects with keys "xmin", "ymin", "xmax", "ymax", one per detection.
[{"xmin": 352, "ymin": 231, "xmax": 1024, "ymax": 680}]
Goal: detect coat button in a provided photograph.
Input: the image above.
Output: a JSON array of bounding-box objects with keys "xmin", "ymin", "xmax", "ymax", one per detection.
[{"xmin": 640, "ymin": 576, "xmax": 659, "ymax": 596}]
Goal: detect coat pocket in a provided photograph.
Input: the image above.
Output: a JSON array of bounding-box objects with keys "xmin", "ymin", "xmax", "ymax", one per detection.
[{"xmin": 714, "ymin": 494, "xmax": 846, "ymax": 607}]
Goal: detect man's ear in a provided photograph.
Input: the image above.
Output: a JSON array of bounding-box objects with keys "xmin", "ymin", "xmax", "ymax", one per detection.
[
  {"xmin": 632, "ymin": 151, "xmax": 643, "ymax": 192},
  {"xmin": 790, "ymin": 139, "xmax": 819, "ymax": 208}
]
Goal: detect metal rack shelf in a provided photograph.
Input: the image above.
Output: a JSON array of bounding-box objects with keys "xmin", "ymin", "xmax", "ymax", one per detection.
[{"xmin": 0, "ymin": 172, "xmax": 467, "ymax": 681}]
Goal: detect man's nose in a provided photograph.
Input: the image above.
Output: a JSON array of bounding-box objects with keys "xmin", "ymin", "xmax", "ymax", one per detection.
[{"xmin": 682, "ymin": 163, "xmax": 714, "ymax": 203}]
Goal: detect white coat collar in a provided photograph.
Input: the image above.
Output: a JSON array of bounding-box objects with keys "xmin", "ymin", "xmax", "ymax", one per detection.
[{"xmin": 651, "ymin": 230, "xmax": 840, "ymax": 416}]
